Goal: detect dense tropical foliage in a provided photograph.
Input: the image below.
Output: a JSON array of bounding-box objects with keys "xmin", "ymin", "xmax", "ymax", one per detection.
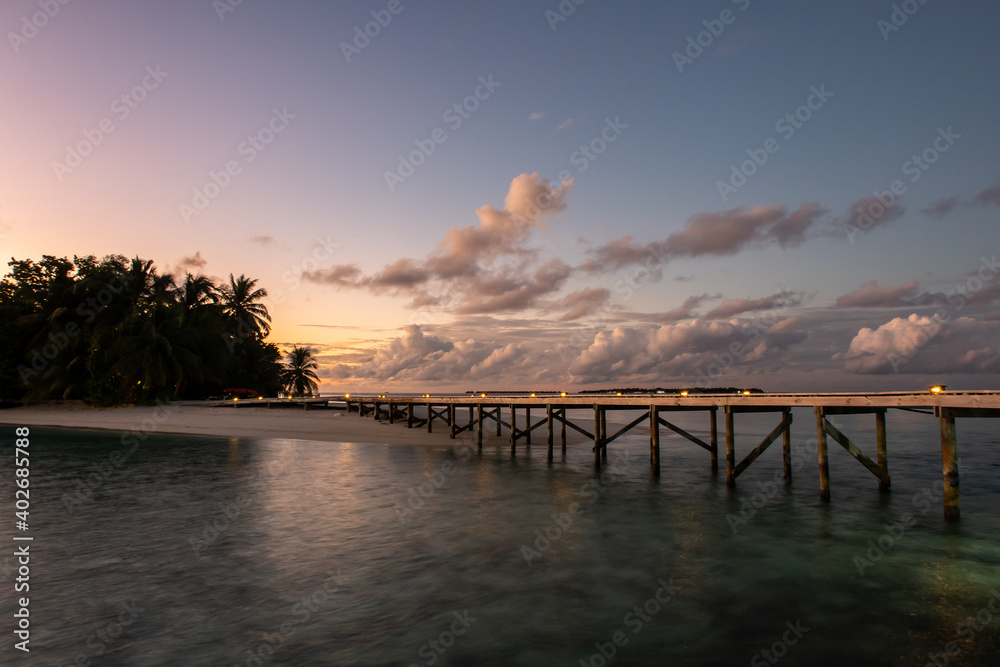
[{"xmin": 0, "ymin": 254, "xmax": 284, "ymax": 405}]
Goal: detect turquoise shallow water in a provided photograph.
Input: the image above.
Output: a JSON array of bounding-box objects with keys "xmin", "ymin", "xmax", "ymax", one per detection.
[{"xmin": 1, "ymin": 408, "xmax": 999, "ymax": 666}]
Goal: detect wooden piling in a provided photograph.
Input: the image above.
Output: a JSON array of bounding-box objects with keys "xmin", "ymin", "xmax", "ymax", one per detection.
[
  {"xmin": 561, "ymin": 409, "xmax": 566, "ymax": 453},
  {"xmin": 815, "ymin": 406, "xmax": 830, "ymax": 502},
  {"xmin": 477, "ymin": 403, "xmax": 483, "ymax": 449},
  {"xmin": 782, "ymin": 408, "xmax": 792, "ymax": 481},
  {"xmin": 940, "ymin": 414, "xmax": 960, "ymax": 521},
  {"xmin": 876, "ymin": 410, "xmax": 889, "ymax": 492},
  {"xmin": 725, "ymin": 407, "xmax": 735, "ymax": 486},
  {"xmin": 709, "ymin": 407, "xmax": 719, "ymax": 472},
  {"xmin": 448, "ymin": 403, "xmax": 456, "ymax": 439},
  {"xmin": 593, "ymin": 404, "xmax": 601, "ymax": 470},
  {"xmin": 546, "ymin": 406, "xmax": 554, "ymax": 462},
  {"xmin": 526, "ymin": 407, "xmax": 532, "ymax": 446},
  {"xmin": 650, "ymin": 405, "xmax": 660, "ymax": 476},
  {"xmin": 600, "ymin": 408, "xmax": 608, "ymax": 461},
  {"xmin": 426, "ymin": 402, "xmax": 432, "ymax": 434},
  {"xmin": 496, "ymin": 406, "xmax": 502, "ymax": 437},
  {"xmin": 510, "ymin": 404, "xmax": 517, "ymax": 455}
]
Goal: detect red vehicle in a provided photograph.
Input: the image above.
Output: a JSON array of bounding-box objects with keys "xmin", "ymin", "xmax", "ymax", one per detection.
[{"xmin": 222, "ymin": 388, "xmax": 259, "ymax": 399}]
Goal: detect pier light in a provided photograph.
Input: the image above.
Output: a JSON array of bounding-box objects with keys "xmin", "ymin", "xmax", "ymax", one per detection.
[
  {"xmin": 233, "ymin": 397, "xmax": 239, "ymax": 401},
  {"xmin": 742, "ymin": 390, "xmax": 751, "ymax": 396},
  {"xmin": 530, "ymin": 393, "xmax": 536, "ymax": 398},
  {"xmin": 680, "ymin": 390, "xmax": 689, "ymax": 397},
  {"xmin": 258, "ymin": 396, "xmax": 263, "ymax": 400},
  {"xmin": 560, "ymin": 392, "xmax": 567, "ymax": 397},
  {"xmin": 480, "ymin": 393, "xmax": 486, "ymax": 398},
  {"xmin": 616, "ymin": 392, "xmax": 622, "ymax": 396},
  {"xmin": 929, "ymin": 385, "xmax": 946, "ymax": 394}
]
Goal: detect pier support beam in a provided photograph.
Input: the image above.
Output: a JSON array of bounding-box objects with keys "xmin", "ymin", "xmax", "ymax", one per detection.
[
  {"xmin": 593, "ymin": 404, "xmax": 601, "ymax": 470},
  {"xmin": 600, "ymin": 408, "xmax": 608, "ymax": 461},
  {"xmin": 510, "ymin": 404, "xmax": 517, "ymax": 455},
  {"xmin": 650, "ymin": 405, "xmax": 660, "ymax": 476},
  {"xmin": 561, "ymin": 410, "xmax": 567, "ymax": 453},
  {"xmin": 876, "ymin": 411, "xmax": 889, "ymax": 493},
  {"xmin": 426, "ymin": 402, "xmax": 433, "ymax": 433},
  {"xmin": 407, "ymin": 403, "xmax": 414, "ymax": 428},
  {"xmin": 815, "ymin": 407, "xmax": 831, "ymax": 502},
  {"xmin": 477, "ymin": 403, "xmax": 484, "ymax": 449},
  {"xmin": 725, "ymin": 407, "xmax": 735, "ymax": 486},
  {"xmin": 782, "ymin": 408, "xmax": 792, "ymax": 481},
  {"xmin": 940, "ymin": 414, "xmax": 960, "ymax": 522},
  {"xmin": 546, "ymin": 406, "xmax": 554, "ymax": 462},
  {"xmin": 709, "ymin": 407, "xmax": 718, "ymax": 472},
  {"xmin": 449, "ymin": 403, "xmax": 456, "ymax": 439},
  {"xmin": 526, "ymin": 407, "xmax": 532, "ymax": 447}
]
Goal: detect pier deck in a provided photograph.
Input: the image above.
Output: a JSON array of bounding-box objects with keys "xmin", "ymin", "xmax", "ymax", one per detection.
[{"xmin": 342, "ymin": 391, "xmax": 1000, "ymax": 521}]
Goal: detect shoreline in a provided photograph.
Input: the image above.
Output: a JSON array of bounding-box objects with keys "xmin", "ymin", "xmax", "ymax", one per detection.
[{"xmin": 0, "ymin": 402, "xmax": 587, "ymax": 448}]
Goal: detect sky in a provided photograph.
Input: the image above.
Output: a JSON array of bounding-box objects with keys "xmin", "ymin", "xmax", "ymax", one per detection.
[{"xmin": 2, "ymin": 0, "xmax": 999, "ymax": 393}]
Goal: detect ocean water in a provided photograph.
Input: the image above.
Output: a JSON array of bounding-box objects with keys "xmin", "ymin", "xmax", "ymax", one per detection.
[{"xmin": 2, "ymin": 407, "xmax": 999, "ymax": 666}]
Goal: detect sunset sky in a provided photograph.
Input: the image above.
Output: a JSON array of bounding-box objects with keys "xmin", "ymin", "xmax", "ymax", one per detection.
[{"xmin": 2, "ymin": 0, "xmax": 999, "ymax": 392}]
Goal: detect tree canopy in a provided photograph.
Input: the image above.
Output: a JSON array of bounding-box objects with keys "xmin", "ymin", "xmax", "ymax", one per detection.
[{"xmin": 0, "ymin": 254, "xmax": 284, "ymax": 405}]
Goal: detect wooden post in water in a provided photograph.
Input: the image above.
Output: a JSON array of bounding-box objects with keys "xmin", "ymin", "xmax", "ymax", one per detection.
[
  {"xmin": 561, "ymin": 409, "xmax": 566, "ymax": 453},
  {"xmin": 449, "ymin": 403, "xmax": 456, "ymax": 439},
  {"xmin": 426, "ymin": 402, "xmax": 433, "ymax": 434},
  {"xmin": 710, "ymin": 407, "xmax": 719, "ymax": 472},
  {"xmin": 372, "ymin": 400, "xmax": 379, "ymax": 420},
  {"xmin": 477, "ymin": 403, "xmax": 484, "ymax": 449},
  {"xmin": 725, "ymin": 407, "xmax": 735, "ymax": 486},
  {"xmin": 876, "ymin": 410, "xmax": 889, "ymax": 492},
  {"xmin": 815, "ymin": 406, "xmax": 830, "ymax": 502},
  {"xmin": 526, "ymin": 407, "xmax": 532, "ymax": 447},
  {"xmin": 388, "ymin": 401, "xmax": 394, "ymax": 424},
  {"xmin": 593, "ymin": 403, "xmax": 601, "ymax": 470},
  {"xmin": 782, "ymin": 408, "xmax": 792, "ymax": 481},
  {"xmin": 940, "ymin": 413, "xmax": 960, "ymax": 521},
  {"xmin": 510, "ymin": 403, "xmax": 517, "ymax": 455},
  {"xmin": 546, "ymin": 405, "xmax": 554, "ymax": 462},
  {"xmin": 496, "ymin": 407, "xmax": 502, "ymax": 437},
  {"xmin": 406, "ymin": 403, "xmax": 413, "ymax": 428},
  {"xmin": 650, "ymin": 405, "xmax": 660, "ymax": 476},
  {"xmin": 601, "ymin": 408, "xmax": 608, "ymax": 461}
]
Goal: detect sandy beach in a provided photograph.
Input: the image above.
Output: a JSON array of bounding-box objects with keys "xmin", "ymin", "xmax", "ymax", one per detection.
[{"xmin": 0, "ymin": 402, "xmax": 506, "ymax": 447}]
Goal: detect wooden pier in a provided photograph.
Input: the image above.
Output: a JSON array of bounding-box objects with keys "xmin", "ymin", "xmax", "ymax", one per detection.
[{"xmin": 343, "ymin": 391, "xmax": 1000, "ymax": 521}]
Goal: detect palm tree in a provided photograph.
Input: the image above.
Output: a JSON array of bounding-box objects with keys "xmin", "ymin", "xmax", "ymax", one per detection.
[
  {"xmin": 219, "ymin": 274, "xmax": 271, "ymax": 340},
  {"xmin": 282, "ymin": 346, "xmax": 320, "ymax": 397},
  {"xmin": 178, "ymin": 273, "xmax": 219, "ymax": 312}
]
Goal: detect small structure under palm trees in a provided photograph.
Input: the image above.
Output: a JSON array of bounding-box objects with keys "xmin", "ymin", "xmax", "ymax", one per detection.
[{"xmin": 282, "ymin": 346, "xmax": 320, "ymax": 397}]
